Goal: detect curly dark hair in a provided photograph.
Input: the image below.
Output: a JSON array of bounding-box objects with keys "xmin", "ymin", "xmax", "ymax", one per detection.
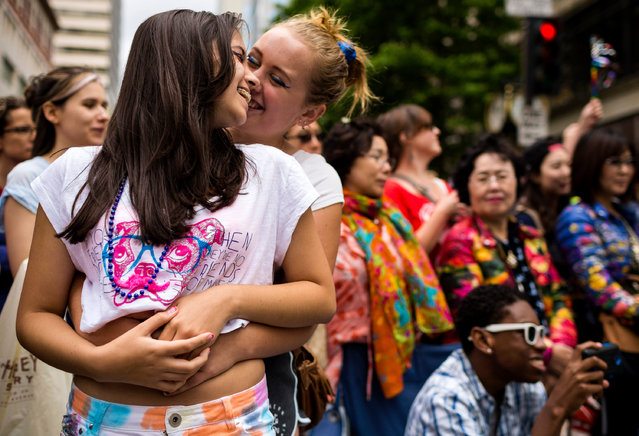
[
  {"xmin": 456, "ymin": 284, "xmax": 526, "ymax": 354},
  {"xmin": 452, "ymin": 133, "xmax": 524, "ymax": 205},
  {"xmin": 322, "ymin": 117, "xmax": 382, "ymax": 183}
]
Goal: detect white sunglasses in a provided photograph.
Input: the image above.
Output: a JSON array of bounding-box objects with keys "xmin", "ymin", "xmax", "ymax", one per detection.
[{"xmin": 482, "ymin": 322, "xmax": 547, "ymax": 346}]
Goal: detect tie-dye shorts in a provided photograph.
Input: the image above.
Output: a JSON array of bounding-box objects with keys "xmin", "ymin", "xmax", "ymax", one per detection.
[{"xmin": 60, "ymin": 376, "xmax": 274, "ymax": 435}]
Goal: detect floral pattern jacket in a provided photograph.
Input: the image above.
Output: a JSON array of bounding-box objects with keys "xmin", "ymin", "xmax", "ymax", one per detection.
[
  {"xmin": 437, "ymin": 214, "xmax": 577, "ymax": 347},
  {"xmin": 556, "ymin": 198, "xmax": 639, "ymax": 328}
]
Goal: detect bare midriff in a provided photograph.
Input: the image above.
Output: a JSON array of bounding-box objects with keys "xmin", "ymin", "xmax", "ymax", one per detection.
[{"xmin": 74, "ymin": 316, "xmax": 264, "ymax": 406}]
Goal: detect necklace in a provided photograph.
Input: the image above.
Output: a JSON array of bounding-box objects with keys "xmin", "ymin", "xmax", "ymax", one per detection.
[
  {"xmin": 106, "ymin": 179, "xmax": 169, "ymax": 300},
  {"xmin": 496, "ymin": 239, "xmax": 519, "ymax": 270}
]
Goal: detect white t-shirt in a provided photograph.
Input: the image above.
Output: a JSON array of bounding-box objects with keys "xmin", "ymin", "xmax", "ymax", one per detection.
[
  {"xmin": 32, "ymin": 145, "xmax": 317, "ymax": 333},
  {"xmin": 293, "ymin": 150, "xmax": 343, "ymax": 211}
]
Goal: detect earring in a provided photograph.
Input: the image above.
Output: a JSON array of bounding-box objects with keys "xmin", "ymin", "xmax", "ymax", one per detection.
[{"xmin": 485, "ymin": 348, "xmax": 492, "ymax": 354}]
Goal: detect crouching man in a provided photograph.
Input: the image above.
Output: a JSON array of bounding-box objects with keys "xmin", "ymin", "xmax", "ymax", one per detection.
[{"xmin": 405, "ymin": 285, "xmax": 607, "ymax": 436}]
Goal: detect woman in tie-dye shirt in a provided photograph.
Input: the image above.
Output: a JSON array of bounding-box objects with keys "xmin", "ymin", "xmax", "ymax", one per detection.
[
  {"xmin": 556, "ymin": 128, "xmax": 639, "ymax": 436},
  {"xmin": 437, "ymin": 134, "xmax": 577, "ymax": 380}
]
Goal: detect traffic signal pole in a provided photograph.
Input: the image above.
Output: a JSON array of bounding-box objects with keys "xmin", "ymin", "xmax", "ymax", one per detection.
[{"xmin": 523, "ymin": 17, "xmax": 535, "ymax": 105}]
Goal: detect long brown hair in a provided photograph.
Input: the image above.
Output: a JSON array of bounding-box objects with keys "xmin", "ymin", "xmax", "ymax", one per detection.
[
  {"xmin": 61, "ymin": 10, "xmax": 247, "ymax": 245},
  {"xmin": 520, "ymin": 136, "xmax": 565, "ymax": 234}
]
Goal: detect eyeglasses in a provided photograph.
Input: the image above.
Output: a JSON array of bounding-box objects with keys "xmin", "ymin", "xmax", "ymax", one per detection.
[
  {"xmin": 470, "ymin": 171, "xmax": 515, "ymax": 186},
  {"xmin": 3, "ymin": 125, "xmax": 35, "ymax": 135},
  {"xmin": 604, "ymin": 156, "xmax": 635, "ymax": 168},
  {"xmin": 286, "ymin": 131, "xmax": 324, "ymax": 144},
  {"xmin": 483, "ymin": 322, "xmax": 547, "ymax": 346},
  {"xmin": 364, "ymin": 152, "xmax": 395, "ymax": 168}
]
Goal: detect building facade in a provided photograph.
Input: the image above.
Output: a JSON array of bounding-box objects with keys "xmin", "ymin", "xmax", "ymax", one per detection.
[
  {"xmin": 0, "ymin": 0, "xmax": 58, "ymax": 96},
  {"xmin": 218, "ymin": 0, "xmax": 283, "ymax": 45},
  {"xmin": 49, "ymin": 0, "xmax": 120, "ymax": 103}
]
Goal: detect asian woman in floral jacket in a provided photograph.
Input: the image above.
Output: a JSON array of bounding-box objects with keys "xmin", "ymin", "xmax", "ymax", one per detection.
[{"xmin": 437, "ymin": 134, "xmax": 577, "ymax": 379}]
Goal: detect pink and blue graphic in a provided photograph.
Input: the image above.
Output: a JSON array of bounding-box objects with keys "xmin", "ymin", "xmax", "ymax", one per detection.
[{"xmin": 101, "ymin": 218, "xmax": 225, "ymax": 307}]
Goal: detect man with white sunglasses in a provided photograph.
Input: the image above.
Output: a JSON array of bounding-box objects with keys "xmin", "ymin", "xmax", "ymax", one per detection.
[{"xmin": 405, "ymin": 285, "xmax": 608, "ymax": 436}]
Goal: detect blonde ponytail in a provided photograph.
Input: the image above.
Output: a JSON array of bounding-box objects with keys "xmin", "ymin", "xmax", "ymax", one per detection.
[{"xmin": 278, "ymin": 7, "xmax": 376, "ymax": 116}]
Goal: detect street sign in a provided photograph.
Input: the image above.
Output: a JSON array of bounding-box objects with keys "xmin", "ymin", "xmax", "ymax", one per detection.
[
  {"xmin": 517, "ymin": 99, "xmax": 549, "ymax": 146},
  {"xmin": 505, "ymin": 0, "xmax": 554, "ymax": 17}
]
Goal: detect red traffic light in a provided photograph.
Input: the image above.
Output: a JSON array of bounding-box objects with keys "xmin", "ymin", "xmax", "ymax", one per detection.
[{"xmin": 539, "ymin": 22, "xmax": 557, "ymax": 42}]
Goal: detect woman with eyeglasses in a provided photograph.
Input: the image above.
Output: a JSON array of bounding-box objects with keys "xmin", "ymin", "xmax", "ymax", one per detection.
[
  {"xmin": 0, "ymin": 96, "xmax": 34, "ymax": 310},
  {"xmin": 0, "ymin": 97, "xmax": 34, "ymax": 191},
  {"xmin": 285, "ymin": 120, "xmax": 323, "ymax": 154},
  {"xmin": 377, "ymin": 104, "xmax": 464, "ymax": 259},
  {"xmin": 0, "ymin": 67, "xmax": 109, "ymax": 276},
  {"xmin": 322, "ymin": 118, "xmax": 455, "ymax": 435},
  {"xmin": 556, "ymin": 129, "xmax": 639, "ymax": 435},
  {"xmin": 437, "ymin": 134, "xmax": 577, "ymax": 381}
]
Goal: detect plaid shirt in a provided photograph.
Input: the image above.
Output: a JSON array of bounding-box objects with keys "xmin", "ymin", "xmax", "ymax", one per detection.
[{"xmin": 405, "ymin": 349, "xmax": 546, "ymax": 436}]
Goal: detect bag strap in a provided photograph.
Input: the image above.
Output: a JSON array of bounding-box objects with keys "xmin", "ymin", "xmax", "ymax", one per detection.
[{"xmin": 390, "ymin": 174, "xmax": 434, "ymax": 202}]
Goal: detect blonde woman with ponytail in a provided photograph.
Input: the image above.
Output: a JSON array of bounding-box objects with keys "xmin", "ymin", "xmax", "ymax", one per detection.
[
  {"xmin": 68, "ymin": 7, "xmax": 374, "ymax": 435},
  {"xmin": 229, "ymin": 9, "xmax": 374, "ymax": 433}
]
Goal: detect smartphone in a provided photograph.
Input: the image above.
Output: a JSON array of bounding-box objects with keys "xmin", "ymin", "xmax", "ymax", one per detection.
[{"xmin": 582, "ymin": 342, "xmax": 621, "ymax": 378}]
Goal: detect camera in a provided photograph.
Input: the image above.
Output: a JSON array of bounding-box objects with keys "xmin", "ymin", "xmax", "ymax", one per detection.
[{"xmin": 581, "ymin": 342, "xmax": 621, "ymax": 379}]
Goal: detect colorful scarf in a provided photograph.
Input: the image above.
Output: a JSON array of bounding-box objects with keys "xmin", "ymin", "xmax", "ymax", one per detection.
[{"xmin": 341, "ymin": 190, "xmax": 454, "ymax": 398}]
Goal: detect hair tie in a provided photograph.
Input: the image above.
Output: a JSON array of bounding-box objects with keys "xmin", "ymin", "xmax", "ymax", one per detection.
[{"xmin": 338, "ymin": 41, "xmax": 356, "ymax": 64}]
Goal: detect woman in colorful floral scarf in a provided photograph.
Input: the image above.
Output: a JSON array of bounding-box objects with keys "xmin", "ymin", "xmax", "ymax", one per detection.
[
  {"xmin": 556, "ymin": 129, "xmax": 639, "ymax": 435},
  {"xmin": 437, "ymin": 134, "xmax": 577, "ymax": 381},
  {"xmin": 321, "ymin": 119, "xmax": 455, "ymax": 435}
]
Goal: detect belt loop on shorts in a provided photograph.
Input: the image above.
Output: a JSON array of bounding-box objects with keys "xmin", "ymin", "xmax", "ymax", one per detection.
[{"xmin": 222, "ymin": 396, "xmax": 236, "ymax": 431}]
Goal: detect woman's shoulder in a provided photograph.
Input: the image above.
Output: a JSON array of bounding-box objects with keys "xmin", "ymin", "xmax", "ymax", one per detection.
[
  {"xmin": 293, "ymin": 149, "xmax": 343, "ymax": 209},
  {"xmin": 557, "ymin": 197, "xmax": 595, "ymax": 223},
  {"xmin": 39, "ymin": 146, "xmax": 100, "ymax": 184},
  {"xmin": 238, "ymin": 143, "xmax": 295, "ymax": 165},
  {"xmin": 515, "ymin": 203, "xmax": 543, "ymax": 229},
  {"xmin": 383, "ymin": 177, "xmax": 411, "ymax": 199},
  {"xmin": 517, "ymin": 221, "xmax": 544, "ymax": 241},
  {"xmin": 442, "ymin": 215, "xmax": 476, "ymax": 242},
  {"xmin": 292, "ymin": 149, "xmax": 339, "ymax": 183},
  {"xmin": 239, "ymin": 143, "xmax": 305, "ymax": 181},
  {"xmin": 6, "ymin": 156, "xmax": 50, "ymax": 187}
]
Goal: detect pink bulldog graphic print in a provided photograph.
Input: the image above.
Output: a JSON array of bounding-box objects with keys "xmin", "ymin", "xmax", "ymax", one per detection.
[{"xmin": 102, "ymin": 217, "xmax": 225, "ymax": 307}]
